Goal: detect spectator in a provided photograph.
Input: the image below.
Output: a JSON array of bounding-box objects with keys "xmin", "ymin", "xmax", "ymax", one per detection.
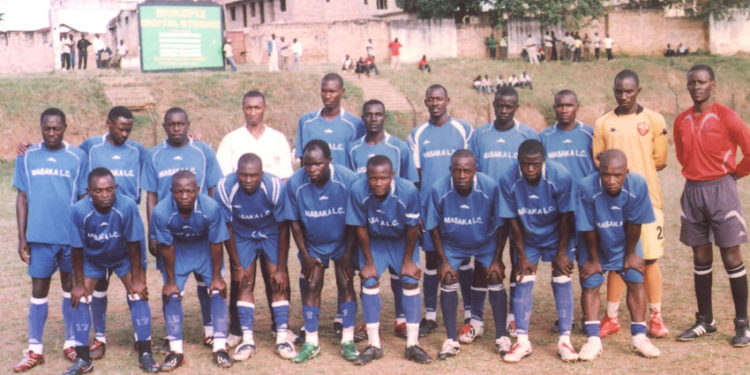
[
  {"xmin": 544, "ymin": 31, "xmax": 553, "ymax": 62},
  {"xmin": 583, "ymin": 33, "xmax": 592, "ymax": 60},
  {"xmin": 677, "ymin": 43, "xmax": 689, "ymax": 56},
  {"xmin": 562, "ymin": 32, "xmax": 571, "ymax": 60},
  {"xmin": 291, "ymin": 38, "xmax": 303, "ymax": 72},
  {"xmin": 481, "ymin": 74, "xmax": 492, "ymax": 94},
  {"xmin": 366, "ymin": 38, "xmax": 375, "ymax": 58},
  {"xmin": 486, "ymin": 34, "xmax": 497, "ymax": 59},
  {"xmin": 593, "ymin": 32, "xmax": 601, "ymax": 60},
  {"xmin": 388, "ymin": 38, "xmax": 402, "ymax": 68},
  {"xmin": 279, "ymin": 36, "xmax": 291, "ymax": 70},
  {"xmin": 519, "ymin": 71, "xmax": 533, "ymax": 90},
  {"xmin": 550, "ymin": 31, "xmax": 559, "ymax": 61},
  {"xmin": 496, "ymin": 75, "xmax": 506, "ymax": 90},
  {"xmin": 664, "ymin": 44, "xmax": 675, "ymax": 57},
  {"xmin": 365, "ymin": 55, "xmax": 379, "ymax": 75},
  {"xmin": 499, "ymin": 32, "xmax": 508, "ymax": 60},
  {"xmin": 109, "ymin": 40, "xmax": 128, "ymax": 70},
  {"xmin": 76, "ymin": 33, "xmax": 92, "ymax": 70},
  {"xmin": 223, "ymin": 39, "xmax": 237, "ymax": 72},
  {"xmin": 507, "ymin": 74, "xmax": 519, "ymax": 88},
  {"xmin": 355, "ymin": 57, "xmax": 369, "ymax": 78},
  {"xmin": 473, "ymin": 75, "xmax": 482, "ymax": 93},
  {"xmin": 69, "ymin": 34, "xmax": 76, "ymax": 71},
  {"xmin": 93, "ymin": 34, "xmax": 106, "ymax": 69},
  {"xmin": 573, "ymin": 33, "xmax": 583, "ymax": 62},
  {"xmin": 267, "ymin": 33, "xmax": 279, "ymax": 72},
  {"xmin": 525, "ymin": 34, "xmax": 539, "ymax": 64},
  {"xmin": 417, "ymin": 55, "xmax": 431, "ymax": 73},
  {"xmin": 603, "ymin": 34, "xmax": 614, "ymax": 61},
  {"xmin": 61, "ymin": 34, "xmax": 72, "ymax": 70},
  {"xmin": 341, "ymin": 54, "xmax": 354, "ymax": 72}
]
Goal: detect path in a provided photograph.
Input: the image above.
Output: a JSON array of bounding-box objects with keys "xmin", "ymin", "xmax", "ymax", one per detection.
[{"xmin": 350, "ymin": 75, "xmax": 413, "ymax": 112}]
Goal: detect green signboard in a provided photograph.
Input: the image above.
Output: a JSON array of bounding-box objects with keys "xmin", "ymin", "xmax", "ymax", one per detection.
[{"xmin": 138, "ymin": 2, "xmax": 224, "ymax": 72}]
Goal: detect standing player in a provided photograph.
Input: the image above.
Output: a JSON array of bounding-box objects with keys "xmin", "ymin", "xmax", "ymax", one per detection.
[
  {"xmin": 409, "ymin": 85, "xmax": 474, "ymax": 337},
  {"xmin": 349, "ymin": 99, "xmax": 418, "ymax": 337},
  {"xmin": 279, "ymin": 140, "xmax": 359, "ymax": 363},
  {"xmin": 673, "ymin": 64, "xmax": 750, "ymax": 346},
  {"xmin": 425, "ymin": 150, "xmax": 510, "ymax": 359},
  {"xmin": 13, "ymin": 108, "xmax": 86, "ymax": 372},
  {"xmin": 151, "ymin": 171, "xmax": 232, "ymax": 370},
  {"xmin": 296, "ymin": 73, "xmax": 365, "ymax": 337},
  {"xmin": 216, "ymin": 153, "xmax": 297, "ymax": 361},
  {"xmin": 469, "ymin": 86, "xmax": 538, "ymax": 338},
  {"xmin": 346, "ymin": 156, "xmax": 432, "ymax": 365},
  {"xmin": 65, "ymin": 168, "xmax": 159, "ymax": 374},
  {"xmin": 497, "ymin": 140, "xmax": 578, "ymax": 363},
  {"xmin": 593, "ymin": 70, "xmax": 670, "ymax": 338},
  {"xmin": 142, "ymin": 107, "xmax": 223, "ymax": 348},
  {"xmin": 576, "ymin": 150, "xmax": 661, "ymax": 360}
]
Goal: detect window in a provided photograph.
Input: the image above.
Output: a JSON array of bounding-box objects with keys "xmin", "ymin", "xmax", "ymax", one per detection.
[
  {"xmin": 230, "ymin": 6, "xmax": 236, "ymax": 21},
  {"xmin": 242, "ymin": 4, "xmax": 248, "ymax": 27},
  {"xmin": 251, "ymin": 2, "xmax": 256, "ymax": 17},
  {"xmin": 364, "ymin": 0, "xmax": 367, "ymax": 4},
  {"xmin": 281, "ymin": 0, "xmax": 286, "ymax": 11},
  {"xmin": 377, "ymin": 0, "xmax": 387, "ymax": 9}
]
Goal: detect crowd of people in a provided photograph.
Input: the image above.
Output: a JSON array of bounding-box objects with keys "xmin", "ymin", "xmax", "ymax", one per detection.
[
  {"xmin": 473, "ymin": 71, "xmax": 532, "ymax": 94},
  {"xmin": 11, "ymin": 65, "xmax": 750, "ymax": 375},
  {"xmin": 266, "ymin": 33, "xmax": 303, "ymax": 72},
  {"xmin": 490, "ymin": 31, "xmax": 614, "ymax": 64},
  {"xmin": 664, "ymin": 43, "xmax": 690, "ymax": 57},
  {"xmin": 58, "ymin": 33, "xmax": 128, "ymax": 71}
]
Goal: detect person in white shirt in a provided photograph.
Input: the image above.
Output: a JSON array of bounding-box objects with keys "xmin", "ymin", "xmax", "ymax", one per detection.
[
  {"xmin": 525, "ymin": 34, "xmax": 539, "ymax": 64},
  {"xmin": 93, "ymin": 34, "xmax": 106, "ymax": 69},
  {"xmin": 519, "ymin": 71, "xmax": 533, "ymax": 90},
  {"xmin": 593, "ymin": 32, "xmax": 601, "ymax": 60},
  {"xmin": 291, "ymin": 38, "xmax": 303, "ymax": 72},
  {"xmin": 116, "ymin": 40, "xmax": 128, "ymax": 57},
  {"xmin": 224, "ymin": 39, "xmax": 237, "ymax": 72},
  {"xmin": 365, "ymin": 38, "xmax": 375, "ymax": 58},
  {"xmin": 268, "ymin": 34, "xmax": 279, "ymax": 72},
  {"xmin": 603, "ymin": 34, "xmax": 614, "ymax": 61},
  {"xmin": 216, "ymin": 91, "xmax": 294, "ymax": 179}
]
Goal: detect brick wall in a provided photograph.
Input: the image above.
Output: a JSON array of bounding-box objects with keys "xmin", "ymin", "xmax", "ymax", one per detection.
[
  {"xmin": 0, "ymin": 31, "xmax": 55, "ymax": 74},
  {"xmin": 605, "ymin": 10, "xmax": 707, "ymax": 55},
  {"xmin": 456, "ymin": 23, "xmax": 496, "ymax": 58}
]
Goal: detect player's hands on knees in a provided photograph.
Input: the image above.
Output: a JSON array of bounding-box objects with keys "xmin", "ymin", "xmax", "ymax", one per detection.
[
  {"xmin": 210, "ymin": 277, "xmax": 227, "ymax": 299},
  {"xmin": 17, "ymin": 240, "xmax": 30, "ymax": 264},
  {"xmin": 70, "ymin": 283, "xmax": 88, "ymax": 309},
  {"xmin": 580, "ymin": 259, "xmax": 602, "ymax": 280},
  {"xmin": 148, "ymin": 238, "xmax": 159, "ymax": 257},
  {"xmin": 401, "ymin": 260, "xmax": 422, "ymax": 280},
  {"xmin": 129, "ymin": 277, "xmax": 149, "ymax": 301},
  {"xmin": 515, "ymin": 255, "xmax": 534, "ymax": 282},
  {"xmin": 487, "ymin": 260, "xmax": 506, "ymax": 282},
  {"xmin": 360, "ymin": 262, "xmax": 377, "ymax": 282},
  {"xmin": 230, "ymin": 264, "xmax": 247, "ymax": 284},
  {"xmin": 301, "ymin": 254, "xmax": 322, "ymax": 281},
  {"xmin": 438, "ymin": 261, "xmax": 456, "ymax": 285},
  {"xmin": 339, "ymin": 254, "xmax": 355, "ymax": 281},
  {"xmin": 270, "ymin": 267, "xmax": 289, "ymax": 293},
  {"xmin": 553, "ymin": 252, "xmax": 574, "ymax": 277},
  {"xmin": 624, "ymin": 253, "xmax": 645, "ymax": 274},
  {"xmin": 162, "ymin": 282, "xmax": 181, "ymax": 300}
]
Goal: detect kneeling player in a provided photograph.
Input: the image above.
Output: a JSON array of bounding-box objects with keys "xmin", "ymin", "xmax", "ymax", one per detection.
[
  {"xmin": 426, "ymin": 150, "xmax": 510, "ymax": 359},
  {"xmin": 498, "ymin": 140, "xmax": 578, "ymax": 363},
  {"xmin": 65, "ymin": 168, "xmax": 159, "ymax": 375},
  {"xmin": 576, "ymin": 149, "xmax": 660, "ymax": 360},
  {"xmin": 346, "ymin": 156, "xmax": 432, "ymax": 365},
  {"xmin": 216, "ymin": 154, "xmax": 296, "ymax": 361},
  {"xmin": 151, "ymin": 171, "xmax": 232, "ymax": 370}
]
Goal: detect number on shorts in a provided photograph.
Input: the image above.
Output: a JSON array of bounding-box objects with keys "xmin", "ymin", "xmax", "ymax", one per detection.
[{"xmin": 656, "ymin": 226, "xmax": 663, "ymax": 240}]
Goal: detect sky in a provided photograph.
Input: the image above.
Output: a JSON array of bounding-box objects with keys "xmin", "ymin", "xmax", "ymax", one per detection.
[{"xmin": 0, "ymin": 0, "xmax": 51, "ymax": 31}]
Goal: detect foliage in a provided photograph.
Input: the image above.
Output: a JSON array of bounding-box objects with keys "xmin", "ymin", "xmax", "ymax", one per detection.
[{"xmin": 618, "ymin": 0, "xmax": 749, "ymax": 21}]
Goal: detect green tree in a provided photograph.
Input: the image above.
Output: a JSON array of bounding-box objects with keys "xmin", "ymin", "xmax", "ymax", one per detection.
[
  {"xmin": 624, "ymin": 0, "xmax": 750, "ymax": 20},
  {"xmin": 396, "ymin": 0, "xmax": 485, "ymax": 20}
]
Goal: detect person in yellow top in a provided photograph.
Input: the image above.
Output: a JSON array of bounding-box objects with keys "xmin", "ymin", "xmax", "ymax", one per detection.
[{"xmin": 592, "ymin": 69, "xmax": 670, "ymax": 339}]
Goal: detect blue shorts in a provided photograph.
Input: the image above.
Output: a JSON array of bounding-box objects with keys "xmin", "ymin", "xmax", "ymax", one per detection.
[
  {"xmin": 299, "ymin": 242, "xmax": 347, "ymax": 269},
  {"xmin": 514, "ymin": 243, "xmax": 575, "ymax": 265},
  {"xmin": 581, "ymin": 268, "xmax": 644, "ymax": 289},
  {"xmin": 28, "ymin": 243, "xmax": 72, "ymax": 278},
  {"xmin": 443, "ymin": 241, "xmax": 495, "ymax": 271},
  {"xmin": 359, "ymin": 237, "xmax": 420, "ymax": 285},
  {"xmin": 83, "ymin": 254, "xmax": 132, "ymax": 279},
  {"xmin": 236, "ymin": 236, "xmax": 279, "ymax": 269},
  {"xmin": 576, "ymin": 239, "xmax": 645, "ymax": 271},
  {"xmin": 163, "ymin": 267, "xmax": 217, "ymax": 293}
]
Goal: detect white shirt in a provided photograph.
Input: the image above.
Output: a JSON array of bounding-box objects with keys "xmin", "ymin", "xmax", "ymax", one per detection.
[
  {"xmin": 93, "ymin": 37, "xmax": 106, "ymax": 52},
  {"xmin": 223, "ymin": 43, "xmax": 234, "ymax": 58},
  {"xmin": 603, "ymin": 37, "xmax": 614, "ymax": 49},
  {"xmin": 291, "ymin": 41, "xmax": 303, "ymax": 56},
  {"xmin": 592, "ymin": 35, "xmax": 601, "ymax": 48},
  {"xmin": 216, "ymin": 124, "xmax": 293, "ymax": 178},
  {"xmin": 117, "ymin": 44, "xmax": 128, "ymax": 56},
  {"xmin": 525, "ymin": 37, "xmax": 537, "ymax": 49}
]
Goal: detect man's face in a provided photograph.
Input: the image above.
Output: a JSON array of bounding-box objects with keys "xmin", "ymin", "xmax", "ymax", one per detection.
[
  {"xmin": 163, "ymin": 112, "xmax": 190, "ymax": 145},
  {"xmin": 450, "ymin": 156, "xmax": 476, "ymax": 192},
  {"xmin": 424, "ymin": 88, "xmax": 449, "ymax": 119},
  {"xmin": 237, "ymin": 161, "xmax": 263, "ymax": 195},
  {"xmin": 600, "ymin": 162, "xmax": 628, "ymax": 196},
  {"xmin": 367, "ymin": 163, "xmax": 394, "ymax": 199},
  {"xmin": 687, "ymin": 69, "xmax": 714, "ymax": 104},
  {"xmin": 363, "ymin": 103, "xmax": 386, "ymax": 134},
  {"xmin": 88, "ymin": 175, "xmax": 117, "ymax": 209},
  {"xmin": 494, "ymin": 95, "xmax": 519, "ymax": 123},
  {"xmin": 107, "ymin": 116, "xmax": 134, "ymax": 146},
  {"xmin": 321, "ymin": 79, "xmax": 344, "ymax": 110},
  {"xmin": 614, "ymin": 77, "xmax": 640, "ymax": 112},
  {"xmin": 519, "ymin": 153, "xmax": 545, "ymax": 184},
  {"xmin": 303, "ymin": 148, "xmax": 331, "ymax": 185},
  {"xmin": 41, "ymin": 115, "xmax": 66, "ymax": 148},
  {"xmin": 171, "ymin": 177, "xmax": 199, "ymax": 212},
  {"xmin": 242, "ymin": 96, "xmax": 266, "ymax": 127},
  {"xmin": 554, "ymin": 94, "xmax": 578, "ymax": 125}
]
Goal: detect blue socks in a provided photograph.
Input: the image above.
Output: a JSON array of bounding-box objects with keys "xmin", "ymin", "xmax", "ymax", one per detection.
[
  {"xmin": 470, "ymin": 286, "xmax": 487, "ymax": 324},
  {"xmin": 164, "ymin": 294, "xmax": 183, "ymax": 342},
  {"xmin": 73, "ymin": 299, "xmax": 91, "ymax": 347},
  {"xmin": 210, "ymin": 292, "xmax": 228, "ymax": 350},
  {"xmin": 488, "ymin": 283, "xmax": 507, "ymax": 338},
  {"xmin": 423, "ymin": 268, "xmax": 438, "ymax": 320},
  {"xmin": 62, "ymin": 292, "xmax": 74, "ymax": 346},
  {"xmin": 459, "ymin": 263, "xmax": 474, "ymax": 318},
  {"xmin": 303, "ymin": 305, "xmax": 320, "ymax": 334},
  {"xmin": 552, "ymin": 275, "xmax": 574, "ymax": 336},
  {"xmin": 28, "ymin": 297, "xmax": 48, "ymax": 351},
  {"xmin": 340, "ymin": 300, "xmax": 357, "ymax": 329},
  {"xmin": 237, "ymin": 301, "xmax": 255, "ymax": 333},
  {"xmin": 402, "ymin": 285, "xmax": 421, "ymax": 324},
  {"xmin": 361, "ymin": 284, "xmax": 381, "ymax": 325},
  {"xmin": 440, "ymin": 283, "xmax": 459, "ymax": 341},
  {"xmin": 390, "ymin": 273, "xmax": 405, "ymax": 322},
  {"xmin": 196, "ymin": 280, "xmax": 212, "ymax": 333},
  {"xmin": 127, "ymin": 295, "xmax": 152, "ymax": 342},
  {"xmin": 631, "ymin": 322, "xmax": 647, "ymax": 336},
  {"xmin": 585, "ymin": 321, "xmax": 601, "ymax": 337},
  {"xmin": 513, "ymin": 275, "xmax": 535, "ymax": 335},
  {"xmin": 91, "ymin": 291, "xmax": 107, "ymax": 342},
  {"xmin": 271, "ymin": 301, "xmax": 290, "ymax": 332}
]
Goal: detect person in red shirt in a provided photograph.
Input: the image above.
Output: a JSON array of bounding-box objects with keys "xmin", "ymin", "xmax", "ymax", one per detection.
[
  {"xmin": 417, "ymin": 55, "xmax": 430, "ymax": 73},
  {"xmin": 673, "ymin": 64, "xmax": 750, "ymax": 347},
  {"xmin": 388, "ymin": 38, "xmax": 402, "ymax": 69}
]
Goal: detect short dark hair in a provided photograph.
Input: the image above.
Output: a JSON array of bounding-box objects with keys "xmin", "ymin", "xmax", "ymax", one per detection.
[
  {"xmin": 164, "ymin": 107, "xmax": 188, "ymax": 123},
  {"xmin": 362, "ymin": 99, "xmax": 385, "ymax": 115},
  {"xmin": 40, "ymin": 107, "xmax": 66, "ymax": 126},
  {"xmin": 425, "ymin": 84, "xmax": 448, "ymax": 98},
  {"xmin": 688, "ymin": 64, "xmax": 715, "ymax": 81},
  {"xmin": 242, "ymin": 90, "xmax": 266, "ymax": 106},
  {"xmin": 366, "ymin": 155, "xmax": 392, "ymax": 172},
  {"xmin": 554, "ymin": 89, "xmax": 578, "ymax": 103},
  {"xmin": 172, "ymin": 170, "xmax": 197, "ymax": 187},
  {"xmin": 107, "ymin": 106, "xmax": 134, "ymax": 122},
  {"xmin": 87, "ymin": 167, "xmax": 114, "ymax": 187},
  {"xmin": 518, "ymin": 139, "xmax": 545, "ymax": 159},
  {"xmin": 303, "ymin": 139, "xmax": 331, "ymax": 159},
  {"xmin": 495, "ymin": 86, "xmax": 518, "ymax": 101},
  {"xmin": 614, "ymin": 69, "xmax": 639, "ymax": 87},
  {"xmin": 322, "ymin": 73, "xmax": 344, "ymax": 89},
  {"xmin": 451, "ymin": 149, "xmax": 476, "ymax": 165},
  {"xmin": 238, "ymin": 152, "xmax": 263, "ymax": 169}
]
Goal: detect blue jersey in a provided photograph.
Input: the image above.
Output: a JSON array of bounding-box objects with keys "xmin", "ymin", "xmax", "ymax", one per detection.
[
  {"xmin": 345, "ymin": 176, "xmax": 421, "ymax": 239},
  {"xmin": 408, "ymin": 118, "xmax": 472, "ymax": 201},
  {"xmin": 71, "ymin": 193, "xmax": 144, "ymax": 263},
  {"xmin": 498, "ymin": 160, "xmax": 575, "ymax": 249},
  {"xmin": 539, "ymin": 122, "xmax": 596, "ymax": 182},
  {"xmin": 13, "ymin": 142, "xmax": 87, "ymax": 245},
  {"xmin": 296, "ymin": 108, "xmax": 366, "ymax": 166},
  {"xmin": 80, "ymin": 134, "xmax": 148, "ymax": 203},
  {"xmin": 425, "ymin": 173, "xmax": 502, "ymax": 251},
  {"xmin": 469, "ymin": 120, "xmax": 539, "ymax": 181},
  {"xmin": 151, "ymin": 194, "xmax": 229, "ymax": 272},
  {"xmin": 279, "ymin": 164, "xmax": 357, "ymax": 255},
  {"xmin": 575, "ymin": 172, "xmax": 655, "ymax": 264},
  {"xmin": 141, "ymin": 139, "xmax": 223, "ymax": 201},
  {"xmin": 215, "ymin": 172, "xmax": 285, "ymax": 241},
  {"xmin": 348, "ymin": 133, "xmax": 418, "ymax": 183}
]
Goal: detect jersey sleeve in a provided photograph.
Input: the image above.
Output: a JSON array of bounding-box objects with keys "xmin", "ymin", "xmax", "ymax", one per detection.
[
  {"xmin": 70, "ymin": 205, "xmax": 84, "ymax": 248},
  {"xmin": 151, "ymin": 208, "xmax": 173, "ymax": 246},
  {"xmin": 215, "ymin": 177, "xmax": 233, "ymax": 223},
  {"xmin": 203, "ymin": 145, "xmax": 223, "ymax": 190},
  {"xmin": 278, "ymin": 178, "xmax": 300, "ymax": 221},
  {"xmin": 404, "ymin": 185, "xmax": 421, "ymax": 226},
  {"xmin": 345, "ymin": 187, "xmax": 367, "ymax": 227},
  {"xmin": 401, "ymin": 142, "xmax": 419, "ymax": 183},
  {"xmin": 574, "ymin": 188, "xmax": 596, "ymax": 232},
  {"xmin": 650, "ymin": 112, "xmax": 669, "ymax": 171},
  {"xmin": 272, "ymin": 178, "xmax": 287, "ymax": 222},
  {"xmin": 555, "ymin": 168, "xmax": 575, "ymax": 213},
  {"xmin": 490, "ymin": 182, "xmax": 505, "ymax": 230},
  {"xmin": 625, "ymin": 177, "xmax": 655, "ymax": 225},
  {"xmin": 672, "ymin": 112, "xmax": 686, "ymax": 168},
  {"xmin": 725, "ymin": 109, "xmax": 750, "ymax": 177},
  {"xmin": 76, "ymin": 152, "xmax": 89, "ymax": 197},
  {"xmin": 141, "ymin": 153, "xmax": 158, "ymax": 193},
  {"xmin": 407, "ymin": 129, "xmax": 421, "ymax": 170},
  {"xmin": 497, "ymin": 175, "xmax": 518, "ymax": 219},
  {"xmin": 355, "ymin": 118, "xmax": 366, "ymax": 140},
  {"xmin": 12, "ymin": 154, "xmax": 28, "ymax": 192},
  {"xmin": 207, "ymin": 202, "xmax": 230, "ymax": 244},
  {"xmin": 295, "ymin": 116, "xmax": 305, "ymax": 158},
  {"xmin": 123, "ymin": 201, "xmax": 145, "ymax": 242},
  {"xmin": 424, "ymin": 185, "xmax": 441, "ymax": 231}
]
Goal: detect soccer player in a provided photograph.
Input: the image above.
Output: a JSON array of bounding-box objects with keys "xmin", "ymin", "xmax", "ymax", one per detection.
[
  {"xmin": 279, "ymin": 140, "xmax": 359, "ymax": 363},
  {"xmin": 349, "ymin": 99, "xmax": 418, "ymax": 337},
  {"xmin": 576, "ymin": 149, "xmax": 661, "ymax": 360},
  {"xmin": 426, "ymin": 150, "xmax": 510, "ymax": 359},
  {"xmin": 674, "ymin": 64, "xmax": 750, "ymax": 346},
  {"xmin": 216, "ymin": 153, "xmax": 297, "ymax": 361},
  {"xmin": 593, "ymin": 70, "xmax": 670, "ymax": 338},
  {"xmin": 497, "ymin": 140, "xmax": 578, "ymax": 363},
  {"xmin": 64, "ymin": 168, "xmax": 159, "ymax": 374},
  {"xmin": 346, "ymin": 155, "xmax": 432, "ymax": 364},
  {"xmin": 142, "ymin": 107, "xmax": 223, "ymax": 348},
  {"xmin": 469, "ymin": 86, "xmax": 538, "ymax": 338},
  {"xmin": 151, "ymin": 171, "xmax": 232, "ymax": 370},
  {"xmin": 408, "ymin": 84, "xmax": 474, "ymax": 337},
  {"xmin": 13, "ymin": 108, "xmax": 86, "ymax": 372}
]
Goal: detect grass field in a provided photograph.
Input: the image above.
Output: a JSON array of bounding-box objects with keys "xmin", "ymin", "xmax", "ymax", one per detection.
[{"xmin": 2, "ymin": 56, "xmax": 750, "ymax": 374}]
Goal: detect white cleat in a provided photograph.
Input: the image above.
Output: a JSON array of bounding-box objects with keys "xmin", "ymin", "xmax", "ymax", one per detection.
[
  {"xmin": 437, "ymin": 339, "xmax": 461, "ymax": 360},
  {"xmin": 557, "ymin": 338, "xmax": 579, "ymax": 362},
  {"xmin": 275, "ymin": 341, "xmax": 297, "ymax": 360},
  {"xmin": 232, "ymin": 341, "xmax": 256, "ymax": 361},
  {"xmin": 226, "ymin": 334, "xmax": 242, "ymax": 348},
  {"xmin": 502, "ymin": 340, "xmax": 532, "ymax": 363},
  {"xmin": 495, "ymin": 336, "xmax": 512, "ymax": 356},
  {"xmin": 632, "ymin": 334, "xmax": 661, "ymax": 358},
  {"xmin": 578, "ymin": 337, "xmax": 602, "ymax": 362},
  {"xmin": 459, "ymin": 324, "xmax": 484, "ymax": 344}
]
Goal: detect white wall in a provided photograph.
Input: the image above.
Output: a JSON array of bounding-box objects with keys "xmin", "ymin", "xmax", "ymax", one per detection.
[
  {"xmin": 710, "ymin": 10, "xmax": 750, "ymax": 55},
  {"xmin": 388, "ymin": 19, "xmax": 457, "ymax": 63}
]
